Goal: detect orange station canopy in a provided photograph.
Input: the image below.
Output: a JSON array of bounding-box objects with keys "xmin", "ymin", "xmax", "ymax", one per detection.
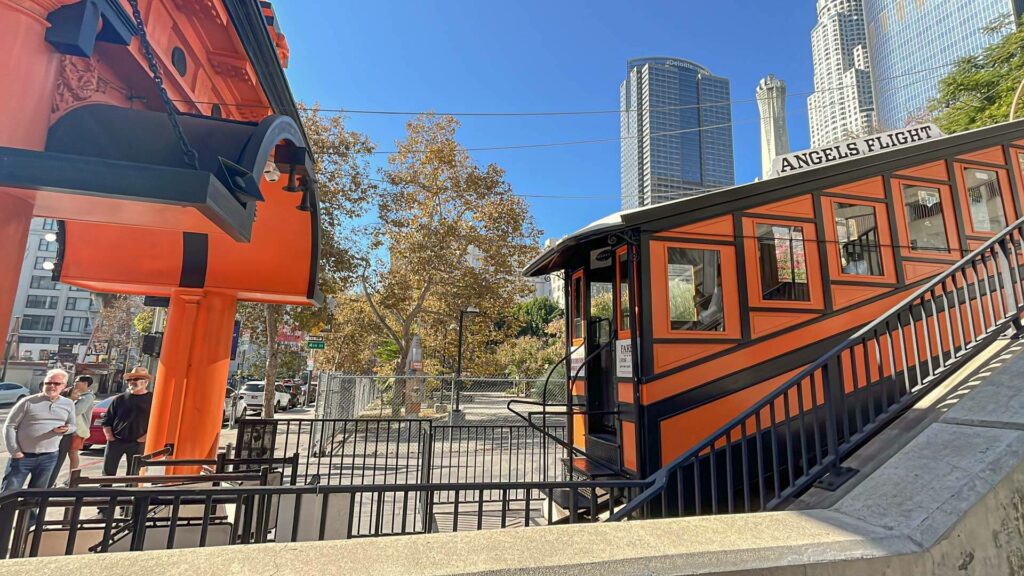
[
  {"xmin": 49, "ymin": 104, "xmax": 322, "ymax": 305},
  {"xmin": 0, "ymin": 0, "xmax": 322, "ymax": 306}
]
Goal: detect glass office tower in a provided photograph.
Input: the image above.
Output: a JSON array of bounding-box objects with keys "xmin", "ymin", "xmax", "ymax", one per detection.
[
  {"xmin": 620, "ymin": 57, "xmax": 734, "ymax": 210},
  {"xmin": 865, "ymin": 0, "xmax": 1023, "ymax": 129}
]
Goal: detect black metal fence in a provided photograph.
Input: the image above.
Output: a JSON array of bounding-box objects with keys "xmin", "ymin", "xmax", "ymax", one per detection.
[
  {"xmin": 313, "ymin": 374, "xmax": 561, "ymax": 424},
  {"xmin": 237, "ymin": 418, "xmax": 432, "ymax": 486},
  {"xmin": 609, "ymin": 216, "xmax": 1024, "ymax": 521},
  {"xmin": 235, "ymin": 418, "xmax": 568, "ymax": 494},
  {"xmin": 0, "ymin": 477, "xmax": 649, "ymax": 558}
]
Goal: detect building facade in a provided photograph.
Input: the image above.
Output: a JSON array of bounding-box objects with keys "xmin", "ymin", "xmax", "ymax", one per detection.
[
  {"xmin": 865, "ymin": 0, "xmax": 1023, "ymax": 130},
  {"xmin": 756, "ymin": 74, "xmax": 791, "ymax": 178},
  {"xmin": 808, "ymin": 0, "xmax": 877, "ymax": 148},
  {"xmin": 620, "ymin": 57, "xmax": 734, "ymax": 210},
  {"xmin": 9, "ymin": 218, "xmax": 98, "ymax": 363}
]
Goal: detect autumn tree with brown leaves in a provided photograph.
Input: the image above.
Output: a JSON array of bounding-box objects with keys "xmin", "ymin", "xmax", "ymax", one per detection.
[
  {"xmin": 245, "ymin": 104, "xmax": 376, "ymax": 417},
  {"xmin": 359, "ymin": 115, "xmax": 540, "ymax": 389}
]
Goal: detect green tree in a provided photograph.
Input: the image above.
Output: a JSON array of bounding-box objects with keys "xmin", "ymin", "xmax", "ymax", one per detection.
[
  {"xmin": 132, "ymin": 309, "xmax": 154, "ymax": 334},
  {"xmin": 930, "ymin": 16, "xmax": 1024, "ymax": 133},
  {"xmin": 513, "ymin": 297, "xmax": 563, "ymax": 338}
]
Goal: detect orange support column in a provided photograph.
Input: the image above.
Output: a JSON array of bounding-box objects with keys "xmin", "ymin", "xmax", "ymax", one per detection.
[
  {"xmin": 0, "ymin": 197, "xmax": 33, "ymax": 354},
  {"xmin": 147, "ymin": 289, "xmax": 237, "ymax": 463},
  {"xmin": 0, "ymin": 0, "xmax": 76, "ymax": 354}
]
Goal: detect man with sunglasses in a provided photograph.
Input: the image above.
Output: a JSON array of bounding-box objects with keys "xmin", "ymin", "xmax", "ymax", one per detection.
[
  {"xmin": 101, "ymin": 366, "xmax": 153, "ymax": 476},
  {"xmin": 1, "ymin": 368, "xmax": 76, "ymax": 493}
]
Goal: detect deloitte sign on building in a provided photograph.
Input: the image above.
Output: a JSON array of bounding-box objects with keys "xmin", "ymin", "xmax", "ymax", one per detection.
[{"xmin": 769, "ymin": 124, "xmax": 944, "ymax": 178}]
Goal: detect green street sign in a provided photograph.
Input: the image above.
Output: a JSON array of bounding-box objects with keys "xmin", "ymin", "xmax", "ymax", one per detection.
[{"xmin": 307, "ymin": 341, "xmax": 325, "ymax": 350}]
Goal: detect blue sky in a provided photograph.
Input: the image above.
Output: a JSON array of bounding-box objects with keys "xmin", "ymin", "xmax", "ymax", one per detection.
[{"xmin": 274, "ymin": 0, "xmax": 819, "ymax": 241}]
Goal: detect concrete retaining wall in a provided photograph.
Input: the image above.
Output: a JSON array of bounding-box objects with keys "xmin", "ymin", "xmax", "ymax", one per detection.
[{"xmin": 10, "ymin": 344, "xmax": 1024, "ymax": 575}]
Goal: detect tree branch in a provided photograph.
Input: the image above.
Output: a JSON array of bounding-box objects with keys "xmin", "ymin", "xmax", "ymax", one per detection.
[
  {"xmin": 361, "ymin": 275, "xmax": 405, "ymax": 356},
  {"xmin": 398, "ymin": 275, "xmax": 434, "ymax": 370}
]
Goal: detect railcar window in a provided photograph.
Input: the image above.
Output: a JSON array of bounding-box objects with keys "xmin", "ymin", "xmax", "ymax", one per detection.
[
  {"xmin": 591, "ymin": 282, "xmax": 614, "ymax": 342},
  {"xmin": 667, "ymin": 248, "xmax": 723, "ymax": 332},
  {"xmin": 901, "ymin": 185, "xmax": 949, "ymax": 253},
  {"xmin": 756, "ymin": 224, "xmax": 810, "ymax": 301},
  {"xmin": 834, "ymin": 203, "xmax": 884, "ymax": 276},
  {"xmin": 964, "ymin": 168, "xmax": 1006, "ymax": 233},
  {"xmin": 572, "ymin": 274, "xmax": 583, "ymax": 340},
  {"xmin": 617, "ymin": 251, "xmax": 630, "ymax": 333}
]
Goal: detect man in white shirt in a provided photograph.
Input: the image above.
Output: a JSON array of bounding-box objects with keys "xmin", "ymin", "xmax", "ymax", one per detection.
[{"xmin": 1, "ymin": 368, "xmax": 76, "ymax": 493}]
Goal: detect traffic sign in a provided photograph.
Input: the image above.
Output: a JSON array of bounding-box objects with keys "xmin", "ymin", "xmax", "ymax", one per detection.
[
  {"xmin": 307, "ymin": 341, "xmax": 325, "ymax": 350},
  {"xmin": 306, "ymin": 335, "xmax": 324, "ymax": 342}
]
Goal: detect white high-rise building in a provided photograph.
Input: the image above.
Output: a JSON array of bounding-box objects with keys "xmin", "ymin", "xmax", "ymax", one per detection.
[
  {"xmin": 808, "ymin": 0, "xmax": 877, "ymax": 148},
  {"xmin": 9, "ymin": 218, "xmax": 99, "ymax": 364},
  {"xmin": 756, "ymin": 75, "xmax": 790, "ymax": 178}
]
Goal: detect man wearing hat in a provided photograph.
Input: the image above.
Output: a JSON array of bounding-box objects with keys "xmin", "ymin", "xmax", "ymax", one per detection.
[{"xmin": 101, "ymin": 366, "xmax": 153, "ymax": 476}]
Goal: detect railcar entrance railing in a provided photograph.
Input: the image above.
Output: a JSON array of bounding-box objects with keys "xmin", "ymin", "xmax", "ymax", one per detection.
[{"xmin": 609, "ymin": 216, "xmax": 1024, "ymax": 521}]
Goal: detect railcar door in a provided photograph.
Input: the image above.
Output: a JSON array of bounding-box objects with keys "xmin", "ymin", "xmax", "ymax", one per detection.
[{"xmin": 582, "ymin": 249, "xmax": 619, "ymax": 469}]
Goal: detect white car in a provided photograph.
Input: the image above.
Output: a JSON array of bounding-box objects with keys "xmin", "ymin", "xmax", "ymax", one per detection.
[
  {"xmin": 0, "ymin": 382, "xmax": 30, "ymax": 405},
  {"xmin": 223, "ymin": 387, "xmax": 246, "ymax": 423},
  {"xmin": 238, "ymin": 381, "xmax": 293, "ymax": 413}
]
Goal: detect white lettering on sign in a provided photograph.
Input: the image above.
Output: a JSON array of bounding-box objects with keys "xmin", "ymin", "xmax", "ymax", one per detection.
[
  {"xmin": 569, "ymin": 345, "xmax": 586, "ymax": 379},
  {"xmin": 616, "ymin": 339, "xmax": 633, "ymax": 379},
  {"xmin": 769, "ymin": 124, "xmax": 944, "ymax": 178}
]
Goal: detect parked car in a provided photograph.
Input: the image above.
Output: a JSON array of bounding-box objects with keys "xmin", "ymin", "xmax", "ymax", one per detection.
[
  {"xmin": 0, "ymin": 382, "xmax": 30, "ymax": 405},
  {"xmin": 84, "ymin": 396, "xmax": 115, "ymax": 450},
  {"xmin": 238, "ymin": 381, "xmax": 293, "ymax": 413},
  {"xmin": 224, "ymin": 386, "xmax": 245, "ymax": 423}
]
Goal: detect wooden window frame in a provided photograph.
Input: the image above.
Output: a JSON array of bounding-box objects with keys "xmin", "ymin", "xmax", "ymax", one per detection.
[
  {"xmin": 1009, "ymin": 147, "xmax": 1024, "ymax": 222},
  {"xmin": 741, "ymin": 217, "xmax": 824, "ymax": 310},
  {"xmin": 821, "ymin": 197, "xmax": 898, "ymax": 284},
  {"xmin": 614, "ymin": 246, "xmax": 632, "ymax": 341},
  {"xmin": 891, "ymin": 178, "xmax": 961, "ymax": 261},
  {"xmin": 570, "ymin": 268, "xmax": 585, "ymax": 345},
  {"xmin": 649, "ymin": 240, "xmax": 740, "ymax": 340},
  {"xmin": 954, "ymin": 162, "xmax": 1016, "ymax": 238}
]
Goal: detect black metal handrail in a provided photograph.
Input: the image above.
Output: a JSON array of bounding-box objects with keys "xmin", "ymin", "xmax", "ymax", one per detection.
[
  {"xmin": 507, "ymin": 337, "xmax": 615, "ymax": 460},
  {"xmin": 609, "ymin": 215, "xmax": 1024, "ymax": 522},
  {"xmin": 0, "ymin": 476, "xmax": 651, "ymax": 557}
]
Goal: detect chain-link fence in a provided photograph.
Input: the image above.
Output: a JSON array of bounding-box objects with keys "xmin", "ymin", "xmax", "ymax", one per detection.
[{"xmin": 313, "ymin": 373, "xmax": 569, "ymax": 426}]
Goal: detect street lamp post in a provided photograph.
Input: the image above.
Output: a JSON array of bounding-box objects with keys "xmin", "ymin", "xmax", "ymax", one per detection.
[
  {"xmin": 0, "ymin": 316, "xmax": 21, "ymax": 382},
  {"xmin": 452, "ymin": 306, "xmax": 479, "ymax": 412}
]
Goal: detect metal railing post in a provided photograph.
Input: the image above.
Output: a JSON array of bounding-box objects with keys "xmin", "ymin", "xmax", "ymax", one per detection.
[
  {"xmin": 813, "ymin": 357, "xmax": 857, "ymax": 491},
  {"xmin": 0, "ymin": 499, "xmax": 16, "ymax": 558}
]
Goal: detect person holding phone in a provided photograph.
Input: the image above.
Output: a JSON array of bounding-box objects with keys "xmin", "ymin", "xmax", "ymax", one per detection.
[{"xmin": 1, "ymin": 368, "xmax": 76, "ymax": 493}]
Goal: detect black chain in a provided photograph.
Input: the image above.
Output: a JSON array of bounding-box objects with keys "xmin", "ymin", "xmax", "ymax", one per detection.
[{"xmin": 126, "ymin": 0, "xmax": 200, "ymax": 170}]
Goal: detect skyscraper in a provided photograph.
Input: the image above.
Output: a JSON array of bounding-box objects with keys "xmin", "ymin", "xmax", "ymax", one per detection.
[
  {"xmin": 865, "ymin": 0, "xmax": 1023, "ymax": 130},
  {"xmin": 756, "ymin": 75, "xmax": 791, "ymax": 178},
  {"xmin": 10, "ymin": 218, "xmax": 99, "ymax": 364},
  {"xmin": 808, "ymin": 0, "xmax": 877, "ymax": 148},
  {"xmin": 620, "ymin": 57, "xmax": 734, "ymax": 210}
]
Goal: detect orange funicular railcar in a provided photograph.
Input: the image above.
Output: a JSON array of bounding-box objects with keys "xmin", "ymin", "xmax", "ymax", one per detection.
[{"xmin": 526, "ymin": 119, "xmax": 1024, "ymax": 480}]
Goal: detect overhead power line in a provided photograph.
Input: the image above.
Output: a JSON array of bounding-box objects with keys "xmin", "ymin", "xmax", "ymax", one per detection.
[{"xmin": 172, "ymin": 61, "xmax": 962, "ymax": 118}]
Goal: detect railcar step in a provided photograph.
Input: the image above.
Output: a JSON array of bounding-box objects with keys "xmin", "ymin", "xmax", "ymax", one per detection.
[{"xmin": 565, "ymin": 456, "xmax": 618, "ymax": 478}]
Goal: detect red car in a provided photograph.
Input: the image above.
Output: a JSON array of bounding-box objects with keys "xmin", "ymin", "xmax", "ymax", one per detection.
[{"xmin": 83, "ymin": 396, "xmax": 115, "ymax": 450}]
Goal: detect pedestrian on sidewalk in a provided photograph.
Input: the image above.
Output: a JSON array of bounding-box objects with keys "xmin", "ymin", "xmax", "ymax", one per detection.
[
  {"xmin": 1, "ymin": 368, "xmax": 75, "ymax": 493},
  {"xmin": 102, "ymin": 367, "xmax": 153, "ymax": 477},
  {"xmin": 48, "ymin": 375, "xmax": 96, "ymax": 486}
]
